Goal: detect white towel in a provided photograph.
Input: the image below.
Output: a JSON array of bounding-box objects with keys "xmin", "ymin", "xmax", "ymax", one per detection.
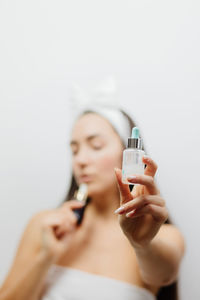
[{"xmin": 41, "ymin": 264, "xmax": 156, "ymax": 300}]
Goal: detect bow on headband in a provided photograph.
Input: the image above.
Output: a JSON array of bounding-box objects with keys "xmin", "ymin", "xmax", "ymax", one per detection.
[
  {"xmin": 68, "ymin": 76, "xmax": 131, "ymax": 146},
  {"xmin": 69, "ymin": 76, "xmax": 121, "ymax": 114}
]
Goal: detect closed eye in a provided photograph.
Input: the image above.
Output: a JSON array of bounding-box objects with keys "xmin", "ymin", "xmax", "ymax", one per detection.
[
  {"xmin": 70, "ymin": 145, "xmax": 78, "ymax": 156},
  {"xmin": 92, "ymin": 143, "xmax": 103, "ymax": 149}
]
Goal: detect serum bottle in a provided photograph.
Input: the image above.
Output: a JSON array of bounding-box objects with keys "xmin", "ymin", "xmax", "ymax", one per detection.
[{"xmin": 122, "ymin": 127, "xmax": 145, "ymax": 185}]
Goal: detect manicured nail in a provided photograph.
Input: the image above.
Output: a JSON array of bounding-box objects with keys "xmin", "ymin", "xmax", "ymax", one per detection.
[
  {"xmin": 126, "ymin": 210, "xmax": 135, "ymax": 218},
  {"xmin": 143, "ymin": 155, "xmax": 150, "ymax": 161},
  {"xmin": 127, "ymin": 176, "xmax": 137, "ymax": 182},
  {"xmin": 114, "ymin": 206, "xmax": 125, "ymax": 214}
]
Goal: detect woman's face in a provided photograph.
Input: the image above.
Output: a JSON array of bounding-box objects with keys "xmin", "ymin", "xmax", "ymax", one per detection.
[{"xmin": 70, "ymin": 113, "xmax": 124, "ymax": 197}]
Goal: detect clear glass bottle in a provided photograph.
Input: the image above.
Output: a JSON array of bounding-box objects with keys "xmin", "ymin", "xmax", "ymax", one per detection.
[{"xmin": 122, "ymin": 127, "xmax": 145, "ymax": 185}]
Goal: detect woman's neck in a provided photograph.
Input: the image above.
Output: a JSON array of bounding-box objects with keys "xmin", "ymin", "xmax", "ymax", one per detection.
[{"xmin": 85, "ymin": 189, "xmax": 120, "ymax": 221}]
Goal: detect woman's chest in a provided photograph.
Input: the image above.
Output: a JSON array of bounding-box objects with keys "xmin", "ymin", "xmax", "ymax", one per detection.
[{"xmin": 57, "ymin": 222, "xmax": 143, "ymax": 286}]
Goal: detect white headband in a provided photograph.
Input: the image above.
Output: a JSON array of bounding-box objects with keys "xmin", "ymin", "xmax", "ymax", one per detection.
[{"xmin": 69, "ymin": 77, "xmax": 131, "ymax": 146}]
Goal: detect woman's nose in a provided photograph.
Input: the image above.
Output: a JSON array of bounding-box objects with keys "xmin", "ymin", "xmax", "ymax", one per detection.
[{"xmin": 75, "ymin": 149, "xmax": 90, "ymax": 166}]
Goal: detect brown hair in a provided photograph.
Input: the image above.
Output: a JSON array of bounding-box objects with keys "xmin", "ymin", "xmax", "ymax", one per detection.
[{"xmin": 64, "ymin": 109, "xmax": 179, "ymax": 300}]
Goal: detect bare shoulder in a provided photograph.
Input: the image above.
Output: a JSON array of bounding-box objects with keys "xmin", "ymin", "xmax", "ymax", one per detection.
[
  {"xmin": 158, "ymin": 223, "xmax": 185, "ymax": 256},
  {"xmin": 0, "ymin": 210, "xmax": 53, "ymax": 292}
]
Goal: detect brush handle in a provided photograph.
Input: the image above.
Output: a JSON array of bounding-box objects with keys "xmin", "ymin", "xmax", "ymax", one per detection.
[{"xmin": 73, "ymin": 206, "xmax": 86, "ymax": 225}]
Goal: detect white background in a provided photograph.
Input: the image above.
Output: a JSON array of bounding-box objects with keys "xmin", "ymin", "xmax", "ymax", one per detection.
[{"xmin": 0, "ymin": 1, "xmax": 200, "ymax": 299}]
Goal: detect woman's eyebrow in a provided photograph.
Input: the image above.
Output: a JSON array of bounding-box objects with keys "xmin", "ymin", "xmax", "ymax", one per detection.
[
  {"xmin": 70, "ymin": 134, "xmax": 102, "ymax": 146},
  {"xmin": 87, "ymin": 134, "xmax": 102, "ymax": 141}
]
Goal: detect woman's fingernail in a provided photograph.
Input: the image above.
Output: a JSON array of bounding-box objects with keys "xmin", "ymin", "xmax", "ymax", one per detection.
[
  {"xmin": 143, "ymin": 155, "xmax": 150, "ymax": 161},
  {"xmin": 127, "ymin": 176, "xmax": 137, "ymax": 181},
  {"xmin": 114, "ymin": 206, "xmax": 125, "ymax": 214},
  {"xmin": 126, "ymin": 210, "xmax": 135, "ymax": 218}
]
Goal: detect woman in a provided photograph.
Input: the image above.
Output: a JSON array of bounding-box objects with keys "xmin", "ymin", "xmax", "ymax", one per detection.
[{"xmin": 0, "ymin": 106, "xmax": 185, "ymax": 300}]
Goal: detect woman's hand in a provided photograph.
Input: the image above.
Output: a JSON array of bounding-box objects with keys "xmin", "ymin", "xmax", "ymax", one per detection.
[
  {"xmin": 0, "ymin": 201, "xmax": 85, "ymax": 300},
  {"xmin": 114, "ymin": 156, "xmax": 168, "ymax": 249},
  {"xmin": 17, "ymin": 201, "xmax": 84, "ymax": 264}
]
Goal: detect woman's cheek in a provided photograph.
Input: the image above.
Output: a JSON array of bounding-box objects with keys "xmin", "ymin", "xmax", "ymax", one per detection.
[{"xmin": 97, "ymin": 153, "xmax": 120, "ymax": 172}]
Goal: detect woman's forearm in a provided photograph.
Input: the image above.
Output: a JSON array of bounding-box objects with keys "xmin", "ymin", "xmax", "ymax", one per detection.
[
  {"xmin": 133, "ymin": 236, "xmax": 181, "ymax": 287},
  {"xmin": 0, "ymin": 252, "xmax": 53, "ymax": 300}
]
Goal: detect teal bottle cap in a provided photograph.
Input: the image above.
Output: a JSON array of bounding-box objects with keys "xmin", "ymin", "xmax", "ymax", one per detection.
[{"xmin": 131, "ymin": 127, "xmax": 140, "ymax": 139}]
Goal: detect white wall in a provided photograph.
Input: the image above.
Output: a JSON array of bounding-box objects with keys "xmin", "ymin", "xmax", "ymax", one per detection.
[{"xmin": 0, "ymin": 1, "xmax": 199, "ymax": 299}]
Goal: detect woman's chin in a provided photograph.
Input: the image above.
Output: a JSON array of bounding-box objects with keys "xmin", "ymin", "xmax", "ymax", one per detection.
[
  {"xmin": 85, "ymin": 183, "xmax": 100, "ymax": 196},
  {"xmin": 87, "ymin": 184, "xmax": 111, "ymax": 198}
]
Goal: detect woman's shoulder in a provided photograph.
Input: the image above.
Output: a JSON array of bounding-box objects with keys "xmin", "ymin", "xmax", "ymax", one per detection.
[{"xmin": 159, "ymin": 223, "xmax": 185, "ymax": 255}]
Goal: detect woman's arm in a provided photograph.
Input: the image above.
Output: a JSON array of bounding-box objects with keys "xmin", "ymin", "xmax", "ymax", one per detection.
[
  {"xmin": 133, "ymin": 224, "xmax": 185, "ymax": 286},
  {"xmin": 0, "ymin": 252, "xmax": 52, "ymax": 300},
  {"xmin": 115, "ymin": 156, "xmax": 185, "ymax": 287},
  {"xmin": 0, "ymin": 200, "xmax": 84, "ymax": 300}
]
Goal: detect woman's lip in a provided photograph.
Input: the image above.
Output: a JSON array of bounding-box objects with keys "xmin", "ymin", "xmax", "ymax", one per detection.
[{"xmin": 79, "ymin": 175, "xmax": 93, "ymax": 183}]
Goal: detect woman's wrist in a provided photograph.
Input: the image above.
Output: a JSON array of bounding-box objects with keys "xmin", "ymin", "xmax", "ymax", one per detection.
[
  {"xmin": 37, "ymin": 249, "xmax": 56, "ymax": 269},
  {"xmin": 125, "ymin": 230, "xmax": 153, "ymax": 252},
  {"xmin": 132, "ymin": 239, "xmax": 155, "ymax": 253}
]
